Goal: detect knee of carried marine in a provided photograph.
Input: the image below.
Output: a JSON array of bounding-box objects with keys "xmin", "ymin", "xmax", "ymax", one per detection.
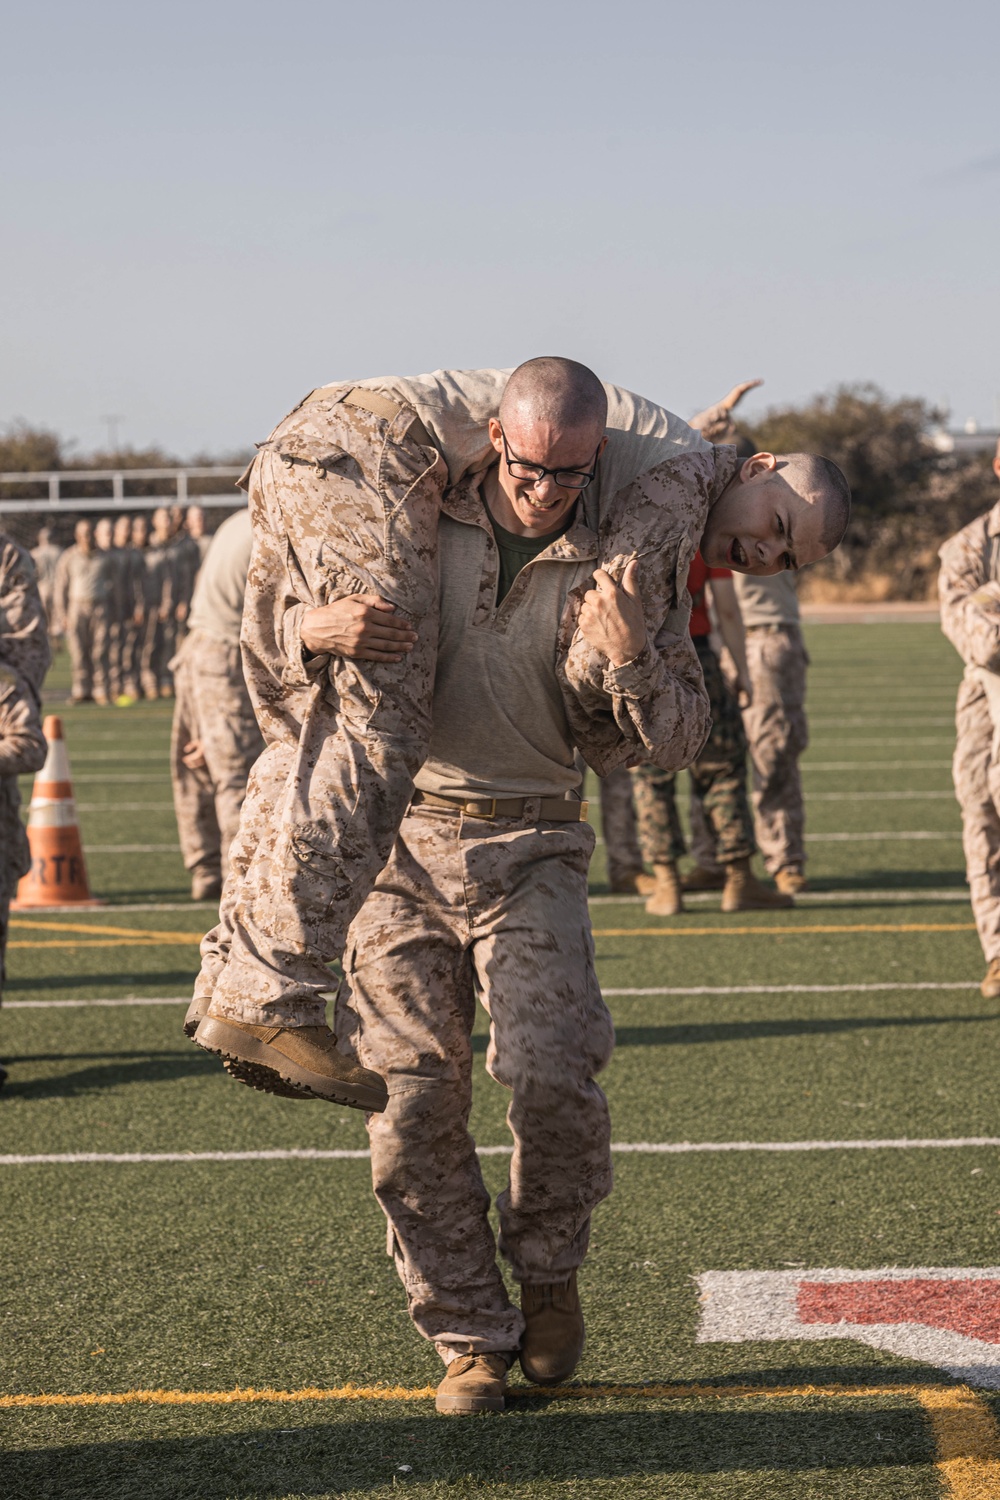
[{"xmin": 700, "ymin": 452, "xmax": 851, "ymax": 577}]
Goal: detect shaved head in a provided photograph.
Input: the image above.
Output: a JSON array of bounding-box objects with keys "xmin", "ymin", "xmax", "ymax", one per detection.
[
  {"xmin": 778, "ymin": 454, "xmax": 851, "ymax": 551},
  {"xmin": 499, "ymin": 357, "xmax": 607, "ymax": 435}
]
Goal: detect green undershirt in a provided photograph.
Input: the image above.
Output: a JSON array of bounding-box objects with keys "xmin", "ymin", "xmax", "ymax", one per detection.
[{"xmin": 486, "ymin": 502, "xmax": 576, "ymax": 605}]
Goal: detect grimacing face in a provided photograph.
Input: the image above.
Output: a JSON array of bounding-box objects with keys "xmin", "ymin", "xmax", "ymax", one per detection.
[
  {"xmin": 488, "ymin": 415, "xmax": 607, "ymax": 535},
  {"xmin": 701, "ymin": 454, "xmax": 830, "ymax": 576}
]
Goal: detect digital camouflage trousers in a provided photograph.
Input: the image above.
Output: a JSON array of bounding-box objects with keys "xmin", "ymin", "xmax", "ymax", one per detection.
[
  {"xmin": 337, "ymin": 803, "xmax": 614, "ymax": 1363},
  {"xmin": 198, "ymin": 388, "xmax": 447, "ymax": 1024}
]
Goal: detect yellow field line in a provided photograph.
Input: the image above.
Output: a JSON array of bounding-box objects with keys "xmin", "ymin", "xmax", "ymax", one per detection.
[
  {"xmin": 10, "ymin": 919, "xmax": 201, "ymax": 942},
  {"xmin": 914, "ymin": 1386, "xmax": 1000, "ymax": 1498},
  {"xmin": 7, "ymin": 1378, "xmax": 998, "ymax": 1492},
  {"xmin": 8, "ymin": 940, "xmax": 197, "ymax": 949},
  {"xmin": 593, "ymin": 923, "xmax": 977, "ymax": 938}
]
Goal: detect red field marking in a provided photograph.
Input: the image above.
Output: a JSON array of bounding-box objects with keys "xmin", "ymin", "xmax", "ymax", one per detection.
[{"xmin": 799, "ymin": 1279, "xmax": 1000, "ymax": 1345}]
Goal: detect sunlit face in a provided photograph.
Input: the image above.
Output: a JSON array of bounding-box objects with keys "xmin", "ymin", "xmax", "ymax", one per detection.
[
  {"xmin": 75, "ymin": 519, "xmax": 93, "ymax": 551},
  {"xmin": 113, "ymin": 516, "xmax": 131, "ymax": 547},
  {"xmin": 132, "ymin": 516, "xmax": 148, "ymax": 547},
  {"xmin": 701, "ymin": 454, "xmax": 830, "ymax": 575},
  {"xmin": 186, "ymin": 506, "xmax": 205, "ymax": 538},
  {"xmin": 152, "ymin": 507, "xmax": 171, "ymax": 540},
  {"xmin": 487, "ymin": 416, "xmax": 606, "ymax": 535},
  {"xmin": 94, "ymin": 518, "xmax": 112, "ymax": 549}
]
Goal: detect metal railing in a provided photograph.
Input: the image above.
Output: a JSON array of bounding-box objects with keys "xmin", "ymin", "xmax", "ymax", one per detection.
[{"xmin": 0, "ymin": 467, "xmax": 247, "ymax": 514}]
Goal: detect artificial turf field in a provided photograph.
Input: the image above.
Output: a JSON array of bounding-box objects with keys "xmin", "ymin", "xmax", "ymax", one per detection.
[{"xmin": 2, "ymin": 621, "xmax": 1000, "ymax": 1499}]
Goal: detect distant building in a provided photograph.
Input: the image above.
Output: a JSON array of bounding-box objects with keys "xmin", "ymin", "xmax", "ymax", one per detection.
[{"xmin": 929, "ymin": 422, "xmax": 1000, "ymax": 457}]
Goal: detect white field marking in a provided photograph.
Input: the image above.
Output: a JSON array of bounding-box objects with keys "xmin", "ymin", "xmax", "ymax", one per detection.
[
  {"xmin": 64, "ymin": 774, "xmax": 166, "ymax": 783},
  {"xmin": 807, "ymin": 717, "xmax": 954, "ymax": 727},
  {"xmin": 601, "ymin": 982, "xmax": 981, "ymax": 996},
  {"xmin": 588, "ymin": 890, "xmax": 971, "ymax": 905},
  {"xmin": 805, "ymin": 736, "xmax": 953, "ymax": 746},
  {"xmin": 808, "ymin": 791, "xmax": 954, "ymax": 801},
  {"xmin": 76, "ymin": 803, "xmax": 175, "ymax": 812},
  {"xmin": 85, "ymin": 844, "xmax": 181, "ymax": 853},
  {"xmin": 804, "ymin": 831, "xmax": 961, "ymax": 842},
  {"xmin": 803, "ymin": 761, "xmax": 951, "ymax": 771},
  {"xmin": 5, "ymin": 996, "xmax": 191, "ymax": 1008},
  {"xmin": 4, "ymin": 1139, "xmax": 999, "ymax": 1167},
  {"xmin": 696, "ymin": 1267, "xmax": 1000, "ymax": 1389},
  {"xmin": 6, "ymin": 979, "xmax": 986, "ymax": 1007}
]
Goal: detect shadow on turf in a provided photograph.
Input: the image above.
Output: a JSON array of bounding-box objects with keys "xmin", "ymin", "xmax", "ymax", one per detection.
[
  {"xmin": 1, "ymin": 1403, "xmax": 935, "ymax": 1497},
  {"xmin": 0, "ymin": 1050, "xmax": 217, "ymax": 1100},
  {"xmin": 4, "ymin": 971, "xmax": 197, "ymax": 993}
]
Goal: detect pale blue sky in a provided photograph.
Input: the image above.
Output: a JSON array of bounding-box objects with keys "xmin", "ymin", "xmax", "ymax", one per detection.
[{"xmin": 2, "ymin": 0, "xmax": 998, "ymax": 456}]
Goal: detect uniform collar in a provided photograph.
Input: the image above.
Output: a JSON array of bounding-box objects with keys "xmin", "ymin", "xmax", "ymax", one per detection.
[{"xmin": 442, "ymin": 466, "xmax": 599, "ymax": 562}]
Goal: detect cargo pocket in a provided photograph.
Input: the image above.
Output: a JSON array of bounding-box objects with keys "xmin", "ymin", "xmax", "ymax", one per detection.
[{"xmin": 285, "ymin": 820, "xmax": 355, "ymax": 951}]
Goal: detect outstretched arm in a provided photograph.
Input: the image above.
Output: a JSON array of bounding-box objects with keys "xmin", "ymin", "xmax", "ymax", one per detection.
[{"xmin": 689, "ymin": 378, "xmax": 763, "ymax": 442}]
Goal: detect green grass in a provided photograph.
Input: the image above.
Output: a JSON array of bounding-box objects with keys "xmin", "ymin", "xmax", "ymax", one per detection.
[{"xmin": 1, "ymin": 624, "xmax": 997, "ymax": 1498}]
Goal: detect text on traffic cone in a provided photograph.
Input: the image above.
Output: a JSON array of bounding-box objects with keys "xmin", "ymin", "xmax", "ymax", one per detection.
[{"xmin": 14, "ymin": 715, "xmax": 99, "ymax": 907}]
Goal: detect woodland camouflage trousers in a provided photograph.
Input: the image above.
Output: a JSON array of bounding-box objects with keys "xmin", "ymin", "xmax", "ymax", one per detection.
[
  {"xmin": 631, "ymin": 634, "xmax": 754, "ymax": 866},
  {"xmin": 337, "ymin": 803, "xmax": 614, "ymax": 1363}
]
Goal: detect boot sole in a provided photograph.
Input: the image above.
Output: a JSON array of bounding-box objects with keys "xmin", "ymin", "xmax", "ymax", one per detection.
[
  {"xmin": 194, "ymin": 1015, "xmax": 388, "ymax": 1112},
  {"xmin": 435, "ymin": 1392, "xmax": 505, "ymax": 1414}
]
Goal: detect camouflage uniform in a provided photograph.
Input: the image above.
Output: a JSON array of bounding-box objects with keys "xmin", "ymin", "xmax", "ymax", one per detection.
[
  {"xmin": 334, "ymin": 441, "xmax": 726, "ymax": 1360},
  {"xmin": 53, "ymin": 546, "xmax": 116, "ymax": 701},
  {"xmin": 939, "ymin": 501, "xmax": 1000, "ymax": 963},
  {"xmin": 170, "ymin": 512, "xmax": 264, "ymax": 892},
  {"xmin": 199, "ymin": 374, "xmax": 724, "ymax": 1025},
  {"xmin": 30, "ymin": 540, "xmax": 61, "ymax": 628},
  {"xmin": 136, "ymin": 542, "xmax": 175, "ymax": 698},
  {"xmin": 631, "ymin": 634, "xmax": 755, "ymax": 866},
  {"xmin": 338, "ymin": 804, "xmax": 611, "ymax": 1359},
  {"xmin": 0, "ymin": 535, "xmax": 50, "ymax": 1009},
  {"xmin": 598, "ymin": 765, "xmax": 642, "ymax": 887}
]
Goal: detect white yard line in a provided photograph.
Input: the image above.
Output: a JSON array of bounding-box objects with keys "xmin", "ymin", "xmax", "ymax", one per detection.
[
  {"xmin": 588, "ymin": 890, "xmax": 970, "ymax": 905},
  {"xmin": 76, "ymin": 803, "xmax": 175, "ymax": 812},
  {"xmin": 803, "ymin": 831, "xmax": 961, "ymax": 842},
  {"xmin": 3, "ymin": 1138, "xmax": 998, "ymax": 1166},
  {"xmin": 805, "ymin": 737, "xmax": 953, "ymax": 745},
  {"xmin": 803, "ymin": 761, "xmax": 951, "ymax": 771},
  {"xmin": 6, "ymin": 979, "xmax": 985, "ymax": 1007},
  {"xmin": 601, "ymin": 982, "xmax": 981, "ymax": 996},
  {"xmin": 84, "ymin": 845, "xmax": 181, "ymax": 855},
  {"xmin": 807, "ymin": 792, "xmax": 954, "ymax": 801},
  {"xmin": 5, "ymin": 996, "xmax": 191, "ymax": 1008}
]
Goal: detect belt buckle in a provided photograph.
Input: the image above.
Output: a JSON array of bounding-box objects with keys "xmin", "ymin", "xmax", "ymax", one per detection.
[
  {"xmin": 466, "ymin": 797, "xmax": 497, "ymax": 820},
  {"xmin": 578, "ymin": 800, "xmax": 589, "ymax": 822}
]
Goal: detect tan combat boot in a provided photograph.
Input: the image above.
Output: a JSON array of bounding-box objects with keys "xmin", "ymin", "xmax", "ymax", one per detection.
[
  {"xmin": 981, "ymin": 960, "xmax": 1000, "ymax": 999},
  {"xmin": 435, "ymin": 1352, "xmax": 511, "ymax": 1414},
  {"xmin": 608, "ymin": 870, "xmax": 644, "ymax": 895},
  {"xmin": 634, "ymin": 871, "xmax": 658, "ymax": 897},
  {"xmin": 680, "ymin": 865, "xmax": 726, "ymax": 892},
  {"xmin": 183, "ymin": 992, "xmax": 210, "ymax": 1040},
  {"xmin": 190, "ymin": 870, "xmax": 223, "ymax": 902},
  {"xmin": 644, "ymin": 862, "xmax": 684, "ymax": 916},
  {"xmin": 721, "ymin": 858, "xmax": 794, "ymax": 912},
  {"xmin": 775, "ymin": 865, "xmax": 809, "ymax": 896},
  {"xmin": 520, "ymin": 1271, "xmax": 585, "ymax": 1385},
  {"xmin": 194, "ymin": 1014, "xmax": 388, "ymax": 1111}
]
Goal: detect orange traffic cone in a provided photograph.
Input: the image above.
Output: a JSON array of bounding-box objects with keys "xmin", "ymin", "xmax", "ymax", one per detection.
[{"xmin": 14, "ymin": 715, "xmax": 102, "ymax": 908}]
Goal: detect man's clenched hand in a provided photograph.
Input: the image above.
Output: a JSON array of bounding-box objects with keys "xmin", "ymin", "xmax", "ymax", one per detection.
[
  {"xmin": 301, "ymin": 595, "xmax": 417, "ymax": 662},
  {"xmin": 578, "ymin": 558, "xmax": 647, "ymax": 668}
]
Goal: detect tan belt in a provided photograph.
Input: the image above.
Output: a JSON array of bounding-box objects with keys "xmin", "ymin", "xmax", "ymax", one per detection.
[
  {"xmin": 745, "ymin": 621, "xmax": 800, "ymax": 635},
  {"xmin": 302, "ymin": 384, "xmax": 433, "ymax": 449},
  {"xmin": 411, "ymin": 789, "xmax": 590, "ymax": 823}
]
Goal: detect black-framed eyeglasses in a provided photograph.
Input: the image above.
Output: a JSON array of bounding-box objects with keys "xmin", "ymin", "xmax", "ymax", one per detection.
[{"xmin": 500, "ymin": 427, "xmax": 601, "ymax": 491}]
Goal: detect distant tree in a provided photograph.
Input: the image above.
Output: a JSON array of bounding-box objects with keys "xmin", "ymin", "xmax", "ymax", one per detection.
[
  {"xmin": 0, "ymin": 421, "xmax": 65, "ymax": 474},
  {"xmin": 742, "ymin": 384, "xmax": 997, "ymax": 599}
]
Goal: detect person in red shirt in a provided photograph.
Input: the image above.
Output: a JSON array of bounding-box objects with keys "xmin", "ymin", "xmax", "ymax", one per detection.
[{"xmin": 630, "ymin": 551, "xmax": 793, "ymax": 914}]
